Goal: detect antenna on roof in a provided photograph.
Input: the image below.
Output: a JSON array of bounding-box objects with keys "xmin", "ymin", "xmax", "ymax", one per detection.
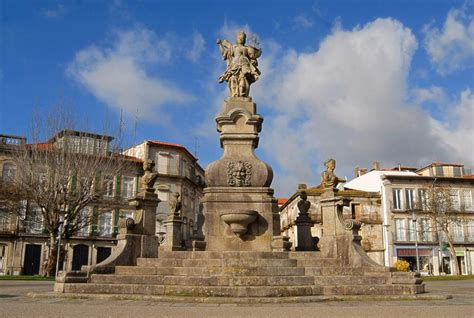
[
  {"xmin": 133, "ymin": 108, "xmax": 139, "ymax": 145},
  {"xmin": 194, "ymin": 136, "xmax": 199, "ymax": 158}
]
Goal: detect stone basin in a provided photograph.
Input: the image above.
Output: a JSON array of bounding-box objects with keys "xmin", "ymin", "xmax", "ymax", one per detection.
[{"xmin": 220, "ymin": 210, "xmax": 258, "ymax": 237}]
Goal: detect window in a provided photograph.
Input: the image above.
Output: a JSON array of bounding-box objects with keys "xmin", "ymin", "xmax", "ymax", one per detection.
[
  {"xmin": 405, "ymin": 188, "xmax": 415, "ymax": 210},
  {"xmin": 2, "ymin": 163, "xmax": 16, "ymax": 183},
  {"xmin": 419, "ymin": 219, "xmax": 432, "ymax": 242},
  {"xmin": 452, "ymin": 223, "xmax": 464, "ymax": 242},
  {"xmin": 28, "ymin": 207, "xmax": 43, "ymax": 234},
  {"xmin": 98, "ymin": 212, "xmax": 113, "ymax": 236},
  {"xmin": 122, "ymin": 176, "xmax": 135, "ymax": 199},
  {"xmin": 77, "ymin": 207, "xmax": 90, "ymax": 236},
  {"xmin": 418, "ymin": 189, "xmax": 427, "ymax": 210},
  {"xmin": 453, "ymin": 166, "xmax": 462, "ymax": 177},
  {"xmin": 395, "ymin": 219, "xmax": 406, "ymax": 241},
  {"xmin": 450, "ymin": 190, "xmax": 460, "ymax": 210},
  {"xmin": 463, "ymin": 190, "xmax": 473, "ymax": 210},
  {"xmin": 434, "ymin": 166, "xmax": 444, "ymax": 176},
  {"xmin": 103, "ymin": 175, "xmax": 114, "ymax": 198},
  {"xmin": 407, "ymin": 219, "xmax": 415, "ymax": 242},
  {"xmin": 467, "ymin": 221, "xmax": 474, "ymax": 241},
  {"xmin": 157, "ymin": 153, "xmax": 169, "ymax": 174},
  {"xmin": 392, "ymin": 189, "xmax": 402, "ymax": 210}
]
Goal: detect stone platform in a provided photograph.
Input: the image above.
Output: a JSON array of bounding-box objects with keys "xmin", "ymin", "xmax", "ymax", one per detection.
[{"xmin": 55, "ymin": 251, "xmax": 423, "ymax": 299}]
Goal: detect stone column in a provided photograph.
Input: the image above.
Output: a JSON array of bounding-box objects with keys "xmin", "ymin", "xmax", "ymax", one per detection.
[{"xmin": 203, "ymin": 97, "xmax": 288, "ymax": 251}]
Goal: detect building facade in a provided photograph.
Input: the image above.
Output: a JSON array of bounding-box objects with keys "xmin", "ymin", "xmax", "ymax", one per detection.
[
  {"xmin": 0, "ymin": 131, "xmax": 142, "ymax": 276},
  {"xmin": 345, "ymin": 163, "xmax": 474, "ymax": 275},
  {"xmin": 124, "ymin": 140, "xmax": 205, "ymax": 249}
]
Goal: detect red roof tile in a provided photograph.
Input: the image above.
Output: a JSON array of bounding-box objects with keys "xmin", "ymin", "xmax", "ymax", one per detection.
[{"xmin": 147, "ymin": 140, "xmax": 198, "ymax": 161}]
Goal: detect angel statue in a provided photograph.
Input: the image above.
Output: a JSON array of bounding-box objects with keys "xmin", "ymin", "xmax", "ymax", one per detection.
[{"xmin": 217, "ymin": 31, "xmax": 262, "ymax": 98}]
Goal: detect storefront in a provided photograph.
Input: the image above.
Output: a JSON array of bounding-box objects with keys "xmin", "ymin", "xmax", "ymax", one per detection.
[{"xmin": 396, "ymin": 247, "xmax": 434, "ymax": 274}]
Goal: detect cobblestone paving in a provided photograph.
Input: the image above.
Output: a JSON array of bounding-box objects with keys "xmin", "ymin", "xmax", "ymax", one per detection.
[{"xmin": 0, "ymin": 280, "xmax": 473, "ymax": 318}]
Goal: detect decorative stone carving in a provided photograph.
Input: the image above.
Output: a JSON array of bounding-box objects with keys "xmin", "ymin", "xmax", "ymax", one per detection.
[
  {"xmin": 220, "ymin": 209, "xmax": 258, "ymax": 237},
  {"xmin": 297, "ymin": 191, "xmax": 311, "ymax": 215},
  {"xmin": 321, "ymin": 158, "xmax": 345, "ymax": 190},
  {"xmin": 168, "ymin": 192, "xmax": 182, "ymax": 217},
  {"xmin": 217, "ymin": 31, "xmax": 262, "ymax": 98},
  {"xmin": 140, "ymin": 160, "xmax": 158, "ymax": 193},
  {"xmin": 227, "ymin": 161, "xmax": 252, "ymax": 186}
]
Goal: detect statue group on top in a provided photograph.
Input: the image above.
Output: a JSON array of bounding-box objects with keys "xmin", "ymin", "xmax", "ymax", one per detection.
[{"xmin": 217, "ymin": 31, "xmax": 262, "ymax": 98}]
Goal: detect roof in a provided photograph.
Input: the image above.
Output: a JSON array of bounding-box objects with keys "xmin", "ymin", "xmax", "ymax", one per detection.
[
  {"xmin": 344, "ymin": 170, "xmax": 419, "ymax": 193},
  {"xmin": 277, "ymin": 198, "xmax": 288, "ymax": 205},
  {"xmin": 416, "ymin": 162, "xmax": 464, "ymax": 172},
  {"xmin": 147, "ymin": 140, "xmax": 198, "ymax": 161},
  {"xmin": 48, "ymin": 129, "xmax": 114, "ymax": 143}
]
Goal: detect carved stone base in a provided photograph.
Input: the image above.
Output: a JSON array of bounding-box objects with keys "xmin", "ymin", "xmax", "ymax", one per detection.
[
  {"xmin": 159, "ymin": 216, "xmax": 184, "ymax": 252},
  {"xmin": 202, "ymin": 187, "xmax": 281, "ymax": 251}
]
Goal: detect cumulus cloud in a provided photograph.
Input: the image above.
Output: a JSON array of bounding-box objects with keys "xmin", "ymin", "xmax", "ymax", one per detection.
[
  {"xmin": 67, "ymin": 27, "xmax": 193, "ymax": 121},
  {"xmin": 186, "ymin": 31, "xmax": 205, "ymax": 62},
  {"xmin": 411, "ymin": 86, "xmax": 447, "ymax": 105},
  {"xmin": 247, "ymin": 18, "xmax": 471, "ymax": 196},
  {"xmin": 430, "ymin": 89, "xmax": 474, "ymax": 165},
  {"xmin": 423, "ymin": 5, "xmax": 474, "ymax": 74}
]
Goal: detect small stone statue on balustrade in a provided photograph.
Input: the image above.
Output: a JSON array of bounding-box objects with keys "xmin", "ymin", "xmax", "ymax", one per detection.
[
  {"xmin": 321, "ymin": 158, "xmax": 345, "ymax": 190},
  {"xmin": 295, "ymin": 191, "xmax": 319, "ymax": 251},
  {"xmin": 168, "ymin": 192, "xmax": 182, "ymax": 217},
  {"xmin": 140, "ymin": 159, "xmax": 158, "ymax": 193}
]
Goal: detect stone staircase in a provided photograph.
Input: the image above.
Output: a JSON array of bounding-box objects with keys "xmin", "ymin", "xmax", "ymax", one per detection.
[{"xmin": 59, "ymin": 251, "xmax": 424, "ymax": 298}]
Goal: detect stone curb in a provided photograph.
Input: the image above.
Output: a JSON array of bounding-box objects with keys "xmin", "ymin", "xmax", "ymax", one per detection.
[{"xmin": 27, "ymin": 292, "xmax": 452, "ymax": 304}]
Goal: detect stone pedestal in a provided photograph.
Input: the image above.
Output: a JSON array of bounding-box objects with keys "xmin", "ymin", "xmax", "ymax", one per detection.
[
  {"xmin": 295, "ymin": 212, "xmax": 318, "ymax": 251},
  {"xmin": 127, "ymin": 191, "xmax": 160, "ymax": 236},
  {"xmin": 159, "ymin": 216, "xmax": 184, "ymax": 251},
  {"xmin": 203, "ymin": 98, "xmax": 286, "ymax": 251},
  {"xmin": 319, "ymin": 189, "xmax": 378, "ymax": 267}
]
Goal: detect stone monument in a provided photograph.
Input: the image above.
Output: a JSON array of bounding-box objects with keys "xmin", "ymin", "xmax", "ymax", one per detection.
[
  {"xmin": 203, "ymin": 31, "xmax": 289, "ymax": 251},
  {"xmin": 159, "ymin": 192, "xmax": 184, "ymax": 251},
  {"xmin": 295, "ymin": 191, "xmax": 319, "ymax": 251}
]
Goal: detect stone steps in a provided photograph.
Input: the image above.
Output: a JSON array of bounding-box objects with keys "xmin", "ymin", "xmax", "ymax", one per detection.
[
  {"xmin": 91, "ymin": 274, "xmax": 314, "ymax": 286},
  {"xmin": 305, "ymin": 266, "xmax": 390, "ymax": 276},
  {"xmin": 64, "ymin": 283, "xmax": 322, "ymax": 297},
  {"xmin": 314, "ymin": 275, "xmax": 388, "ymax": 285},
  {"xmin": 115, "ymin": 265, "xmax": 307, "ymax": 277},
  {"xmin": 157, "ymin": 251, "xmax": 291, "ymax": 259},
  {"xmin": 137, "ymin": 258, "xmax": 298, "ymax": 267},
  {"xmin": 322, "ymin": 284, "xmax": 425, "ymax": 295}
]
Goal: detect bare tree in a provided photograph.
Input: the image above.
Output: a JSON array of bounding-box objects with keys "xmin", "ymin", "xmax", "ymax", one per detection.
[{"xmin": 420, "ymin": 182, "xmax": 465, "ymax": 275}]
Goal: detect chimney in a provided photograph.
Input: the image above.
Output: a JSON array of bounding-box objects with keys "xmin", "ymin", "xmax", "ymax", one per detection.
[
  {"xmin": 398, "ymin": 163, "xmax": 402, "ymax": 171},
  {"xmin": 359, "ymin": 168, "xmax": 368, "ymax": 176},
  {"xmin": 298, "ymin": 183, "xmax": 307, "ymax": 190},
  {"xmin": 372, "ymin": 161, "xmax": 380, "ymax": 171},
  {"xmin": 354, "ymin": 167, "xmax": 360, "ymax": 177}
]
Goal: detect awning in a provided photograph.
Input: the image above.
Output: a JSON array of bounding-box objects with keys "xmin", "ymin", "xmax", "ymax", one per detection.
[{"xmin": 397, "ymin": 248, "xmax": 432, "ymax": 256}]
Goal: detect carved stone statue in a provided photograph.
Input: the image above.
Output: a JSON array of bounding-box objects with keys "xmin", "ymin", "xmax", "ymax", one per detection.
[
  {"xmin": 140, "ymin": 160, "xmax": 158, "ymax": 193},
  {"xmin": 168, "ymin": 192, "xmax": 182, "ymax": 217},
  {"xmin": 321, "ymin": 158, "xmax": 345, "ymax": 190},
  {"xmin": 217, "ymin": 31, "xmax": 262, "ymax": 98},
  {"xmin": 297, "ymin": 191, "xmax": 311, "ymax": 215}
]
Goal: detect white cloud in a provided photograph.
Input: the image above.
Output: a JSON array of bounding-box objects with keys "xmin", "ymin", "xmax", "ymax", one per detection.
[
  {"xmin": 247, "ymin": 18, "xmax": 472, "ymax": 196},
  {"xmin": 423, "ymin": 6, "xmax": 474, "ymax": 74},
  {"xmin": 430, "ymin": 89, "xmax": 474, "ymax": 165},
  {"xmin": 67, "ymin": 27, "xmax": 193, "ymax": 121},
  {"xmin": 294, "ymin": 14, "xmax": 314, "ymax": 29},
  {"xmin": 186, "ymin": 31, "xmax": 205, "ymax": 62},
  {"xmin": 411, "ymin": 86, "xmax": 446, "ymax": 105},
  {"xmin": 44, "ymin": 4, "xmax": 66, "ymax": 18}
]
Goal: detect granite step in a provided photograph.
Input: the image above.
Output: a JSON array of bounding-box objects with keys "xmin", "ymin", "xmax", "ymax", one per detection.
[
  {"xmin": 116, "ymin": 265, "xmax": 307, "ymax": 277},
  {"xmin": 314, "ymin": 275, "xmax": 388, "ymax": 285},
  {"xmin": 157, "ymin": 251, "xmax": 291, "ymax": 260},
  {"xmin": 295, "ymin": 259, "xmax": 342, "ymax": 267},
  {"xmin": 136, "ymin": 258, "xmax": 297, "ymax": 267},
  {"xmin": 64, "ymin": 283, "xmax": 322, "ymax": 297},
  {"xmin": 91, "ymin": 274, "xmax": 314, "ymax": 286},
  {"xmin": 305, "ymin": 266, "xmax": 390, "ymax": 276},
  {"xmin": 322, "ymin": 284, "xmax": 425, "ymax": 295}
]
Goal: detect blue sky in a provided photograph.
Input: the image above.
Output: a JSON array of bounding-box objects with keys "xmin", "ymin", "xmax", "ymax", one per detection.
[{"xmin": 1, "ymin": 0, "xmax": 473, "ymax": 196}]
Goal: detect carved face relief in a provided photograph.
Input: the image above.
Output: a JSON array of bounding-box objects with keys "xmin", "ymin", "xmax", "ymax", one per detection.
[{"xmin": 227, "ymin": 161, "xmax": 252, "ymax": 187}]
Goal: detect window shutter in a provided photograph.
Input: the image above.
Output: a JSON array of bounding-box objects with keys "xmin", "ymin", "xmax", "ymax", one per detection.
[
  {"xmin": 91, "ymin": 206, "xmax": 99, "ymax": 236},
  {"xmin": 115, "ymin": 175, "xmax": 122, "ymax": 198},
  {"xmin": 113, "ymin": 208, "xmax": 119, "ymax": 235}
]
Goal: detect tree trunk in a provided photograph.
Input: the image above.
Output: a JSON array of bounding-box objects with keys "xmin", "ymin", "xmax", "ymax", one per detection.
[{"xmin": 447, "ymin": 238, "xmax": 460, "ymax": 276}]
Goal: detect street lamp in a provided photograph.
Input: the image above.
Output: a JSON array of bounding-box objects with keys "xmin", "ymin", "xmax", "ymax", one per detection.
[
  {"xmin": 55, "ymin": 213, "xmax": 65, "ymax": 277},
  {"xmin": 411, "ymin": 210, "xmax": 420, "ymax": 272}
]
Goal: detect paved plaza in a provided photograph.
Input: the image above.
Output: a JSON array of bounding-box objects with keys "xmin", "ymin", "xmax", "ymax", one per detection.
[{"xmin": 0, "ymin": 279, "xmax": 472, "ymax": 318}]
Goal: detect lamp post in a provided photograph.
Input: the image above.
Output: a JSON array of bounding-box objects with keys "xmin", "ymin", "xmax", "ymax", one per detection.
[
  {"xmin": 55, "ymin": 213, "xmax": 65, "ymax": 277},
  {"xmin": 412, "ymin": 210, "xmax": 420, "ymax": 272}
]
